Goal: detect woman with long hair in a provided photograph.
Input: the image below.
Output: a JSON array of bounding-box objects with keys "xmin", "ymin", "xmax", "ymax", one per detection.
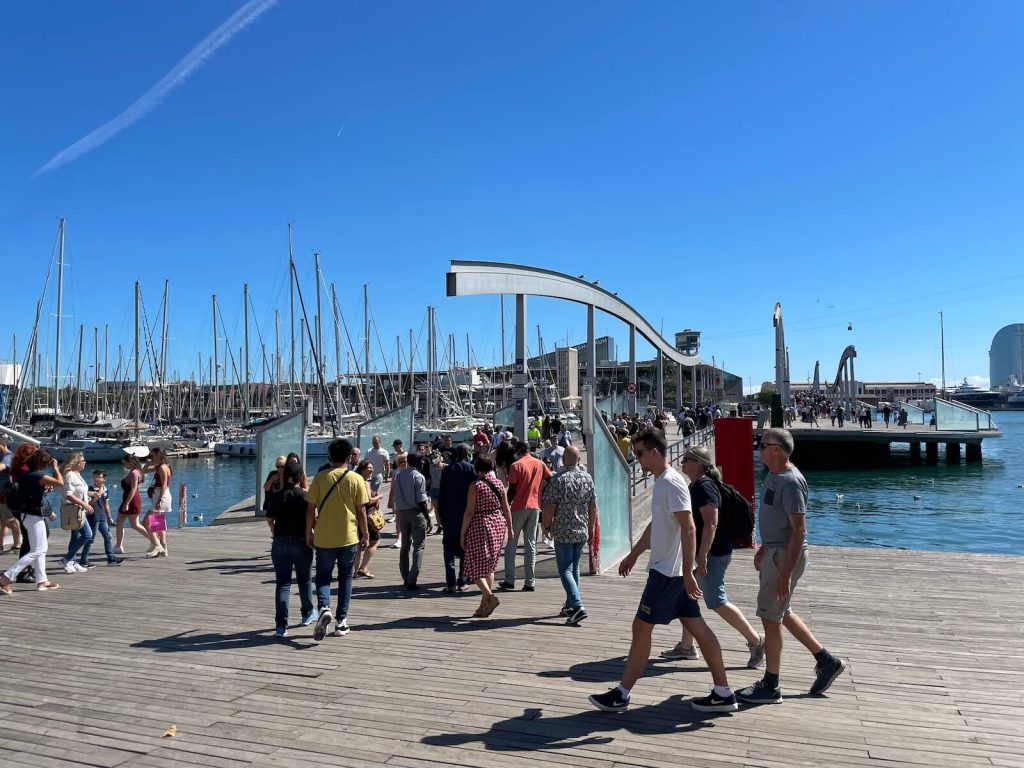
[
  {"xmin": 460, "ymin": 454, "xmax": 513, "ymax": 618},
  {"xmin": 59, "ymin": 452, "xmax": 94, "ymax": 573},
  {"xmin": 0, "ymin": 449, "xmax": 63, "ymax": 593},
  {"xmin": 115, "ymin": 453, "xmax": 157, "ymax": 555},
  {"xmin": 354, "ymin": 459, "xmax": 382, "ymax": 579},
  {"xmin": 143, "ymin": 447, "xmax": 172, "ymax": 557}
]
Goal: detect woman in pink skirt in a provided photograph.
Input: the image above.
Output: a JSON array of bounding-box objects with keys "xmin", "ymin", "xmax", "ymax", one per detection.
[{"xmin": 460, "ymin": 454, "xmax": 514, "ymax": 618}]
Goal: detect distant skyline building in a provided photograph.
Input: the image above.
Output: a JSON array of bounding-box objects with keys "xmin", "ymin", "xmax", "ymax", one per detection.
[{"xmin": 989, "ymin": 324, "xmax": 1024, "ymax": 388}]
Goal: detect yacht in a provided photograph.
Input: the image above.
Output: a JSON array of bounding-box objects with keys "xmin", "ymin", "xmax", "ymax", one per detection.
[{"xmin": 948, "ymin": 379, "xmax": 1000, "ymax": 409}]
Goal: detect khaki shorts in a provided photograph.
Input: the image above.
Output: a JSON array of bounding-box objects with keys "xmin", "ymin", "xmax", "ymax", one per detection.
[
  {"xmin": 0, "ymin": 500, "xmax": 13, "ymax": 525},
  {"xmin": 756, "ymin": 545, "xmax": 808, "ymax": 622}
]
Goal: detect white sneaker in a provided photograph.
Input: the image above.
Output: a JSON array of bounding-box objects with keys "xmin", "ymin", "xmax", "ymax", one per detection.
[
  {"xmin": 73, "ymin": 562, "xmax": 88, "ymax": 573},
  {"xmin": 330, "ymin": 620, "xmax": 350, "ymax": 637},
  {"xmin": 145, "ymin": 546, "xmax": 164, "ymax": 558},
  {"xmin": 64, "ymin": 561, "xmax": 78, "ymax": 574}
]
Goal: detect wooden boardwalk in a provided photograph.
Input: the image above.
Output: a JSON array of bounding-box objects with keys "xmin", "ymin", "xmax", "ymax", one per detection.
[{"xmin": 2, "ymin": 515, "xmax": 1023, "ymax": 767}]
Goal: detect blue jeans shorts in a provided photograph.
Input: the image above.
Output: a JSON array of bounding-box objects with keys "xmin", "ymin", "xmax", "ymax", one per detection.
[
  {"xmin": 697, "ymin": 553, "xmax": 731, "ymax": 610},
  {"xmin": 636, "ymin": 569, "xmax": 701, "ymax": 625}
]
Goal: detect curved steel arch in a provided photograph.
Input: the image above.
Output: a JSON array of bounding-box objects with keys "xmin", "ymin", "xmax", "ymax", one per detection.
[{"xmin": 446, "ymin": 260, "xmax": 700, "ymax": 366}]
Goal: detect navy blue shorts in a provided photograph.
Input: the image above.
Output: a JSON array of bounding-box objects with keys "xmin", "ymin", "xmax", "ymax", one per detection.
[{"xmin": 636, "ymin": 569, "xmax": 701, "ymax": 625}]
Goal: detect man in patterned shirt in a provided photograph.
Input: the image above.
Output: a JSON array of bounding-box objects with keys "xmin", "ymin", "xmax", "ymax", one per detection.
[{"xmin": 541, "ymin": 446, "xmax": 597, "ymax": 626}]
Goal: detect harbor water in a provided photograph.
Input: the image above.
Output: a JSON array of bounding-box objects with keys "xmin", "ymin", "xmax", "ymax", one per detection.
[
  {"xmin": 758, "ymin": 410, "xmax": 1024, "ymax": 556},
  {"xmin": 88, "ymin": 412, "xmax": 1022, "ymax": 554}
]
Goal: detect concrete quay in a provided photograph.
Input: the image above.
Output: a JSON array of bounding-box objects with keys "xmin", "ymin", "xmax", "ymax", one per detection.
[{"xmin": 755, "ymin": 420, "xmax": 1003, "ymax": 469}]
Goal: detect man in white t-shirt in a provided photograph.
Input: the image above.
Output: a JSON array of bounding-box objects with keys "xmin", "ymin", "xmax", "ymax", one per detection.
[
  {"xmin": 588, "ymin": 427, "xmax": 736, "ymax": 714},
  {"xmin": 365, "ymin": 435, "xmax": 391, "ymax": 494}
]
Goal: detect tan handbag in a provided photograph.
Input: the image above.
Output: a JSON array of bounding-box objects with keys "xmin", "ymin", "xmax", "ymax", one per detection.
[{"xmin": 60, "ymin": 502, "xmax": 85, "ymax": 531}]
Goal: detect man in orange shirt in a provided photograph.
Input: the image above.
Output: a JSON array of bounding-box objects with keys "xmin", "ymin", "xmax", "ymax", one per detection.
[{"xmin": 499, "ymin": 443, "xmax": 552, "ymax": 592}]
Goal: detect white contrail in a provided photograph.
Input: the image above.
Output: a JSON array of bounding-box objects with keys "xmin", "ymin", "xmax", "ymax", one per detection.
[{"xmin": 35, "ymin": 0, "xmax": 277, "ymax": 176}]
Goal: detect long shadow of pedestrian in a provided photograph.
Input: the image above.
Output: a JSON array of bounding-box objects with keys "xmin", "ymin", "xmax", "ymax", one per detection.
[
  {"xmin": 422, "ymin": 698, "xmax": 722, "ymax": 752},
  {"xmin": 537, "ymin": 656, "xmax": 705, "ymax": 683},
  {"xmin": 132, "ymin": 628, "xmax": 317, "ymax": 653},
  {"xmin": 186, "ymin": 554, "xmax": 272, "ymax": 576},
  {"xmin": 351, "ymin": 615, "xmax": 545, "ymax": 633}
]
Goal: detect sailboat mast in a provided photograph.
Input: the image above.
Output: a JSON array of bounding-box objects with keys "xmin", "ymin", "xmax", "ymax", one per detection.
[
  {"xmin": 92, "ymin": 326, "xmax": 100, "ymax": 417},
  {"xmin": 74, "ymin": 325, "xmax": 84, "ymax": 416},
  {"xmin": 274, "ymin": 309, "xmax": 281, "ymax": 415},
  {"xmin": 158, "ymin": 279, "xmax": 169, "ymax": 424},
  {"xmin": 53, "ymin": 217, "xmax": 65, "ymax": 417},
  {"xmin": 466, "ymin": 333, "xmax": 473, "ymax": 416},
  {"xmin": 243, "ymin": 282, "xmax": 251, "ymax": 422},
  {"xmin": 939, "ymin": 310, "xmax": 946, "ymax": 399},
  {"xmin": 212, "ymin": 295, "xmax": 219, "ymax": 424},
  {"xmin": 364, "ymin": 284, "xmax": 371, "ymax": 416},
  {"xmin": 332, "ymin": 284, "xmax": 342, "ymax": 423},
  {"xmin": 288, "ymin": 223, "xmax": 296, "ymax": 404},
  {"xmin": 426, "ymin": 307, "xmax": 434, "ymax": 426},
  {"xmin": 408, "ymin": 329, "xmax": 414, "ymax": 408},
  {"xmin": 315, "ymin": 254, "xmax": 324, "ymax": 427},
  {"xmin": 134, "ymin": 281, "xmax": 141, "ymax": 438}
]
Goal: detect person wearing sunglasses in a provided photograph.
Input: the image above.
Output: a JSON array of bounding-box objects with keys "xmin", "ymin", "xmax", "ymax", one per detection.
[
  {"xmin": 588, "ymin": 428, "xmax": 737, "ymax": 715},
  {"xmin": 736, "ymin": 428, "xmax": 846, "ymax": 705}
]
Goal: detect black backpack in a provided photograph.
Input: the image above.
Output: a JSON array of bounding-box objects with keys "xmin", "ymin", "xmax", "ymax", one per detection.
[
  {"xmin": 715, "ymin": 479, "xmax": 755, "ymax": 548},
  {"xmin": 3, "ymin": 477, "xmax": 25, "ymax": 512}
]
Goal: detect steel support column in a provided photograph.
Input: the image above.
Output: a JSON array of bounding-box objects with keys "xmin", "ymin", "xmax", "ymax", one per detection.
[{"xmin": 514, "ymin": 294, "xmax": 528, "ymax": 440}]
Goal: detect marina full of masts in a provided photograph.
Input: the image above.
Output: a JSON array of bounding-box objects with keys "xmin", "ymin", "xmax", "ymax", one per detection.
[{"xmin": 0, "ymin": 220, "xmax": 575, "ymax": 461}]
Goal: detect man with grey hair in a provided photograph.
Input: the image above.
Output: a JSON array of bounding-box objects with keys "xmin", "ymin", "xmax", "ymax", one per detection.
[
  {"xmin": 737, "ymin": 428, "xmax": 846, "ymax": 704},
  {"xmin": 541, "ymin": 446, "xmax": 597, "ymax": 625}
]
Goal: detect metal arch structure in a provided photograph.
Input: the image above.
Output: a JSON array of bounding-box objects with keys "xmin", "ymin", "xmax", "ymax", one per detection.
[
  {"xmin": 823, "ymin": 344, "xmax": 858, "ymax": 412},
  {"xmin": 446, "ymin": 260, "xmax": 701, "ymax": 437},
  {"xmin": 773, "ymin": 304, "xmax": 792, "ymax": 407}
]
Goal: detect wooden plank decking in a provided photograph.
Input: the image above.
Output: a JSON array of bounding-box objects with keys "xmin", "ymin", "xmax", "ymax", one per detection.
[{"xmin": 2, "ymin": 514, "xmax": 1023, "ymax": 767}]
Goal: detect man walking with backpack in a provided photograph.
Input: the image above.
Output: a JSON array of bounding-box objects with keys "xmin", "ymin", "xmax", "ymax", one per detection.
[{"xmin": 660, "ymin": 446, "xmax": 764, "ymax": 668}]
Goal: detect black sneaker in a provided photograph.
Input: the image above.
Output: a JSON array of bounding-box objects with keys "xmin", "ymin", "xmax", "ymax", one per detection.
[
  {"xmin": 313, "ymin": 607, "xmax": 334, "ymax": 642},
  {"xmin": 521, "ymin": 584, "xmax": 535, "ymax": 592},
  {"xmin": 588, "ymin": 687, "xmax": 629, "ymax": 713},
  {"xmin": 808, "ymin": 656, "xmax": 846, "ymax": 695},
  {"xmin": 79, "ymin": 562, "xmax": 96, "ymax": 570},
  {"xmin": 107, "ymin": 557, "xmax": 125, "ymax": 565},
  {"xmin": 566, "ymin": 607, "xmax": 588, "ymax": 625},
  {"xmin": 736, "ymin": 679, "xmax": 783, "ymax": 705},
  {"xmin": 558, "ymin": 606, "xmax": 573, "ymax": 617},
  {"xmin": 690, "ymin": 689, "xmax": 738, "ymax": 713},
  {"xmin": 497, "ymin": 582, "xmax": 515, "ymax": 591}
]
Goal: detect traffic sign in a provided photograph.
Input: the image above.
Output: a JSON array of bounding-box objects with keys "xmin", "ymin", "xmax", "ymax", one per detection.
[
  {"xmin": 512, "ymin": 387, "xmax": 529, "ymax": 399},
  {"xmin": 511, "ymin": 373, "xmax": 528, "ymax": 386},
  {"xmin": 626, "ymin": 382, "xmax": 638, "ymax": 395}
]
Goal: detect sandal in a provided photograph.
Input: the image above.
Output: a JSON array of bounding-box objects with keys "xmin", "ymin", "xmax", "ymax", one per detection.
[
  {"xmin": 482, "ymin": 595, "xmax": 500, "ymax": 618},
  {"xmin": 0, "ymin": 577, "xmax": 12, "ymax": 595},
  {"xmin": 36, "ymin": 582, "xmax": 60, "ymax": 591},
  {"xmin": 356, "ymin": 569, "xmax": 375, "ymax": 580}
]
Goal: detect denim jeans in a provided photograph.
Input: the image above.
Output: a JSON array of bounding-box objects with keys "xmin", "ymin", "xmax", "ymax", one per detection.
[
  {"xmin": 272, "ymin": 536, "xmax": 314, "ymax": 628},
  {"xmin": 81, "ymin": 513, "xmax": 115, "ymax": 564},
  {"xmin": 314, "ymin": 543, "xmax": 358, "ymax": 621},
  {"xmin": 65, "ymin": 515, "xmax": 93, "ymax": 563},
  {"xmin": 503, "ymin": 507, "xmax": 539, "ymax": 586},
  {"xmin": 397, "ymin": 508, "xmax": 428, "ymax": 585},
  {"xmin": 554, "ymin": 540, "xmax": 585, "ymax": 610}
]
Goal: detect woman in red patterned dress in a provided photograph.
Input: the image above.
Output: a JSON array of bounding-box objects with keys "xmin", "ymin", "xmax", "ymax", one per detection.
[{"xmin": 460, "ymin": 454, "xmax": 513, "ymax": 618}]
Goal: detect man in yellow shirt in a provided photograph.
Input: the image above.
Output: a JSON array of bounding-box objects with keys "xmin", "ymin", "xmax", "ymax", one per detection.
[{"xmin": 307, "ymin": 438, "xmax": 369, "ymax": 640}]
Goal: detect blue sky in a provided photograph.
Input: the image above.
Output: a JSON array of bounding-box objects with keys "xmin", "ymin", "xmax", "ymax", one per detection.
[{"xmin": 2, "ymin": 1, "xmax": 1021, "ymax": 393}]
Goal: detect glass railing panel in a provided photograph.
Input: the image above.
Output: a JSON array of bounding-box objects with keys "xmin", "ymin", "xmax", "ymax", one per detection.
[
  {"xmin": 590, "ymin": 412, "xmax": 632, "ymax": 572},
  {"xmin": 357, "ymin": 402, "xmax": 414, "ymax": 457},
  {"xmin": 255, "ymin": 409, "xmax": 306, "ymax": 514},
  {"xmin": 934, "ymin": 398, "xmax": 980, "ymax": 432}
]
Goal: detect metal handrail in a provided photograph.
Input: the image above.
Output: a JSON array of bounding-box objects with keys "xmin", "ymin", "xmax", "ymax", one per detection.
[{"xmin": 629, "ymin": 426, "xmax": 714, "ymax": 496}]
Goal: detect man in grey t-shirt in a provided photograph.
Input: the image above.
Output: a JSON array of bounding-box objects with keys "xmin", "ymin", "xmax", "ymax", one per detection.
[
  {"xmin": 736, "ymin": 428, "xmax": 847, "ymax": 706},
  {"xmin": 365, "ymin": 435, "xmax": 391, "ymax": 493}
]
